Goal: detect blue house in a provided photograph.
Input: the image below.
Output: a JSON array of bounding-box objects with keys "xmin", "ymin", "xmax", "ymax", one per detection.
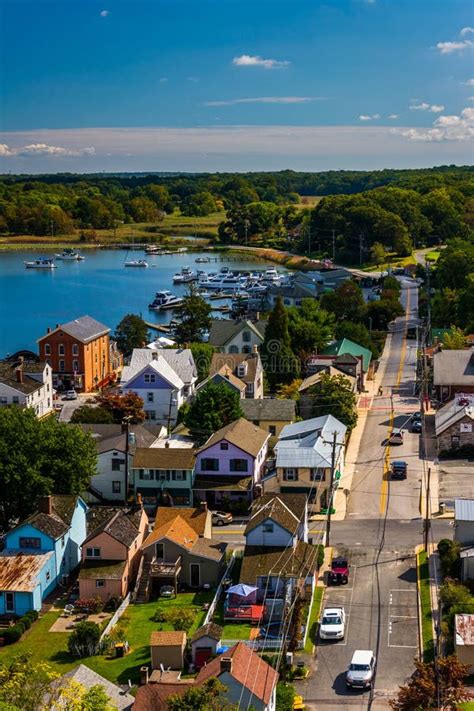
[{"xmin": 0, "ymin": 495, "xmax": 88, "ymax": 614}]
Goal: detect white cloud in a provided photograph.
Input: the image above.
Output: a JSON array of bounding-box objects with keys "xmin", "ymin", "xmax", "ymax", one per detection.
[
  {"xmin": 187, "ymin": 76, "xmax": 199, "ymax": 82},
  {"xmin": 468, "ymin": 96, "xmax": 474, "ymax": 102},
  {"xmin": 359, "ymin": 113, "xmax": 380, "ymax": 120},
  {"xmin": 460, "ymin": 27, "xmax": 474, "ymax": 36},
  {"xmin": 393, "ymin": 106, "xmax": 474, "ymax": 142},
  {"xmin": 0, "ymin": 143, "xmax": 95, "ymax": 158},
  {"xmin": 463, "ymin": 78, "xmax": 474, "ymax": 86},
  {"xmin": 436, "ymin": 39, "xmax": 474, "ymax": 54},
  {"xmin": 99, "ymin": 10, "xmax": 109, "ymax": 17},
  {"xmin": 410, "ymin": 101, "xmax": 445, "ymax": 113},
  {"xmin": 232, "ymin": 54, "xmax": 290, "ymax": 69},
  {"xmin": 159, "ymin": 77, "xmax": 168, "ymax": 84},
  {"xmin": 204, "ymin": 96, "xmax": 319, "ymax": 106},
  {"xmin": 388, "ymin": 114, "xmax": 399, "ymax": 119}
]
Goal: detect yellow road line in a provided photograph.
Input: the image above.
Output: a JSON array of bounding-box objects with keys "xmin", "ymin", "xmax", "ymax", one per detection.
[{"xmin": 379, "ymin": 287, "xmax": 410, "ymax": 514}]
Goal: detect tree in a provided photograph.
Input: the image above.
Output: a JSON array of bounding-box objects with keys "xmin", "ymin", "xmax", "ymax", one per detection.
[
  {"xmin": 0, "ymin": 408, "xmax": 97, "ymax": 531},
  {"xmin": 184, "ymin": 382, "xmax": 243, "ymax": 446},
  {"xmin": 68, "ymin": 621, "xmax": 101, "ymax": 658},
  {"xmin": 190, "ymin": 342, "xmax": 215, "ymax": 382},
  {"xmin": 261, "ymin": 297, "xmax": 299, "ymax": 390},
  {"xmin": 366, "ymin": 298, "xmax": 404, "ymax": 330},
  {"xmin": 437, "ymin": 539, "xmax": 461, "ymax": 578},
  {"xmin": 275, "ymin": 683, "xmax": 296, "ymax": 711},
  {"xmin": 443, "ymin": 326, "xmax": 467, "ymax": 350},
  {"xmin": 277, "ymin": 379, "xmax": 302, "ymax": 401},
  {"xmin": 335, "ymin": 321, "xmax": 379, "ymax": 359},
  {"xmin": 382, "ymin": 276, "xmax": 401, "ymax": 294},
  {"xmin": 389, "ymin": 656, "xmax": 470, "ymax": 710},
  {"xmin": 70, "ymin": 406, "xmax": 115, "ymax": 424},
  {"xmin": 181, "ymin": 191, "xmax": 217, "ymax": 217},
  {"xmin": 320, "ymin": 281, "xmax": 367, "ymax": 323},
  {"xmin": 95, "ymin": 392, "xmax": 145, "ymax": 423},
  {"xmin": 167, "ymin": 678, "xmax": 235, "ymax": 711},
  {"xmin": 114, "ymin": 314, "xmax": 149, "ymax": 358},
  {"xmin": 174, "ymin": 288, "xmax": 211, "ymax": 344},
  {"xmin": 307, "ymin": 373, "xmax": 358, "ymax": 430},
  {"xmin": 370, "ymin": 242, "xmax": 386, "ymax": 266},
  {"xmin": 286, "ymin": 299, "xmax": 334, "ymax": 357}
]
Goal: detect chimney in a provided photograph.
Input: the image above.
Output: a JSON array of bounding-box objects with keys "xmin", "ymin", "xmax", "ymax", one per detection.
[
  {"xmin": 140, "ymin": 666, "xmax": 149, "ymax": 685},
  {"xmin": 253, "ymin": 344, "xmax": 259, "ymax": 354},
  {"xmin": 136, "ymin": 492, "xmax": 143, "ymax": 508},
  {"xmin": 165, "ymin": 440, "xmax": 170, "ymax": 448},
  {"xmin": 255, "ymin": 311, "xmax": 260, "ymax": 320},
  {"xmin": 220, "ymin": 657, "xmax": 233, "ymax": 674},
  {"xmin": 151, "ymin": 352, "xmax": 158, "ymax": 360},
  {"xmin": 47, "ymin": 327, "xmax": 51, "ymax": 334},
  {"xmin": 39, "ymin": 496, "xmax": 53, "ymax": 515},
  {"xmin": 15, "ymin": 366, "xmax": 23, "ymax": 384},
  {"xmin": 200, "ymin": 501, "xmax": 208, "ymax": 512}
]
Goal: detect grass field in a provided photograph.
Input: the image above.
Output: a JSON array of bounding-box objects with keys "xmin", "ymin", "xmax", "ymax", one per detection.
[
  {"xmin": 426, "ymin": 250, "xmax": 441, "ymax": 262},
  {"xmin": 304, "ymin": 586, "xmax": 324, "ymax": 654},
  {"xmin": 417, "ymin": 550, "xmax": 435, "ymax": 663}
]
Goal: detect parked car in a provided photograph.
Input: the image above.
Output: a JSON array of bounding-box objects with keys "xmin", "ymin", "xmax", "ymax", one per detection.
[
  {"xmin": 388, "ymin": 428, "xmax": 403, "ymax": 445},
  {"xmin": 328, "ymin": 557, "xmax": 349, "ymax": 585},
  {"xmin": 159, "ymin": 585, "xmax": 175, "ymax": 598},
  {"xmin": 391, "ymin": 460, "xmax": 408, "ymax": 480},
  {"xmin": 65, "ymin": 390, "xmax": 77, "ymax": 400},
  {"xmin": 211, "ymin": 511, "xmax": 233, "ymax": 526},
  {"xmin": 319, "ymin": 607, "xmax": 346, "ymax": 641},
  {"xmin": 411, "ymin": 419, "xmax": 422, "ymax": 433},
  {"xmin": 346, "ymin": 650, "xmax": 376, "ymax": 690}
]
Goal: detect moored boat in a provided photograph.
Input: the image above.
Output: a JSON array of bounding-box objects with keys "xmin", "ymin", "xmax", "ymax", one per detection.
[
  {"xmin": 148, "ymin": 290, "xmax": 184, "ymax": 310},
  {"xmin": 55, "ymin": 249, "xmax": 85, "ymax": 261},
  {"xmin": 125, "ymin": 259, "xmax": 148, "ymax": 267},
  {"xmin": 173, "ymin": 267, "xmax": 197, "ymax": 283},
  {"xmin": 24, "ymin": 257, "xmax": 57, "ymax": 269}
]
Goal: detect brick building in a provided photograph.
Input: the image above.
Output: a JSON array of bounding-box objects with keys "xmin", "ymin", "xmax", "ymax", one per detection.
[{"xmin": 38, "ymin": 315, "xmax": 122, "ymax": 393}]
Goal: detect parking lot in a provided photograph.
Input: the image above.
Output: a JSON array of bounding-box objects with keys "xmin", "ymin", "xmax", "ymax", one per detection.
[{"xmin": 439, "ymin": 460, "xmax": 474, "ymax": 508}]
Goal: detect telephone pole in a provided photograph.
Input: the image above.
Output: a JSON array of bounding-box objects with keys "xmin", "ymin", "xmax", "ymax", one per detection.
[
  {"xmin": 331, "ymin": 229, "xmax": 336, "ymax": 261},
  {"xmin": 325, "ymin": 430, "xmax": 339, "ymax": 548},
  {"xmin": 424, "ymin": 467, "xmax": 431, "ymax": 552},
  {"xmin": 359, "ymin": 234, "xmax": 364, "ymax": 266}
]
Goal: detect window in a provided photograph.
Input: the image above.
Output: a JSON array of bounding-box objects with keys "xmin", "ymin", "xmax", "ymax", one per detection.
[
  {"xmin": 46, "ymin": 571, "xmax": 51, "ymax": 581},
  {"xmin": 112, "ymin": 481, "xmax": 121, "ymax": 493},
  {"xmin": 263, "ymin": 523, "xmax": 274, "ymax": 533},
  {"xmin": 242, "ymin": 330, "xmax": 251, "ymax": 343},
  {"xmin": 61, "ymin": 536, "xmax": 65, "ymax": 548},
  {"xmin": 59, "ymin": 359, "xmax": 65, "ymax": 372},
  {"xmin": 44, "ymin": 343, "xmax": 51, "ymax": 355},
  {"xmin": 220, "ymin": 442, "xmax": 229, "ymax": 451},
  {"xmin": 229, "ymin": 345, "xmax": 239, "ymax": 354},
  {"xmin": 230, "ymin": 459, "xmax": 248, "ymax": 472},
  {"xmin": 12, "ymin": 396, "xmax": 19, "ymax": 404},
  {"xmin": 246, "ymin": 383, "xmax": 254, "ymax": 395},
  {"xmin": 72, "ymin": 344, "xmax": 79, "ymax": 356},
  {"xmin": 158, "ymin": 471, "xmax": 169, "ymax": 481},
  {"xmin": 150, "ymin": 374, "xmax": 156, "ymax": 383},
  {"xmin": 144, "ymin": 373, "xmax": 156, "ymax": 383},
  {"xmin": 201, "ymin": 458, "xmax": 219, "ymax": 472},
  {"xmin": 155, "ymin": 543, "xmax": 164, "ymax": 560},
  {"xmin": 73, "ymin": 360, "xmax": 79, "ymax": 372},
  {"xmin": 147, "ymin": 392, "xmax": 154, "ymax": 402},
  {"xmin": 19, "ymin": 537, "xmax": 41, "ymax": 549},
  {"xmin": 96, "ymin": 580, "xmax": 105, "ymax": 588},
  {"xmin": 176, "ymin": 470, "xmax": 185, "ymax": 481},
  {"xmin": 139, "ymin": 469, "xmax": 153, "ymax": 480},
  {"xmin": 0, "ymin": 397, "xmax": 7, "ymax": 404},
  {"xmin": 58, "ymin": 344, "xmax": 65, "ymax": 356},
  {"xmin": 86, "ymin": 547, "xmax": 101, "ymax": 558},
  {"xmin": 284, "ymin": 468, "xmax": 298, "ymax": 481},
  {"xmin": 451, "ymin": 435, "xmax": 460, "ymax": 448},
  {"xmin": 269, "ymin": 425, "xmax": 276, "ymax": 436},
  {"xmin": 145, "ymin": 410, "xmax": 156, "ymax": 421},
  {"xmin": 111, "ymin": 458, "xmax": 122, "ymax": 471},
  {"xmin": 310, "ymin": 468, "xmax": 326, "ymax": 481}
]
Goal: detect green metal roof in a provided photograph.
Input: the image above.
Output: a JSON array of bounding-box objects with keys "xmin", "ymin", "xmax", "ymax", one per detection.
[{"xmin": 322, "ymin": 338, "xmax": 372, "ymax": 371}]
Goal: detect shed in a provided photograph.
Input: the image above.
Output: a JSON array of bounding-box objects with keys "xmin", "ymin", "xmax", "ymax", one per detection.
[
  {"xmin": 150, "ymin": 630, "xmax": 186, "ymax": 670},
  {"xmin": 191, "ymin": 622, "xmax": 223, "ymax": 669},
  {"xmin": 455, "ymin": 614, "xmax": 474, "ymax": 673}
]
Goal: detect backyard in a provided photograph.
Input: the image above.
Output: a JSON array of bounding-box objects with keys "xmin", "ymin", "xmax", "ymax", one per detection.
[{"xmin": 0, "ymin": 592, "xmax": 213, "ymax": 686}]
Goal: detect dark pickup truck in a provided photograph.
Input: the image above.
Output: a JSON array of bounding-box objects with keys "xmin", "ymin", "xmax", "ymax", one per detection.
[
  {"xmin": 328, "ymin": 557, "xmax": 349, "ymax": 585},
  {"xmin": 391, "ymin": 460, "xmax": 408, "ymax": 480}
]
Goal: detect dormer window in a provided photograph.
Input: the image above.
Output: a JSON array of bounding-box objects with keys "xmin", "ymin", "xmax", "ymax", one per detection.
[
  {"xmin": 242, "ymin": 331, "xmax": 251, "ymax": 343},
  {"xmin": 220, "ymin": 442, "xmax": 229, "ymax": 451},
  {"xmin": 237, "ymin": 362, "xmax": 248, "ymax": 377},
  {"xmin": 263, "ymin": 523, "xmax": 274, "ymax": 533}
]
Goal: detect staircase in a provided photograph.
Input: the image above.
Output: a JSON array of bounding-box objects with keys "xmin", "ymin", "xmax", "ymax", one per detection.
[{"xmin": 134, "ymin": 561, "xmax": 151, "ymax": 603}]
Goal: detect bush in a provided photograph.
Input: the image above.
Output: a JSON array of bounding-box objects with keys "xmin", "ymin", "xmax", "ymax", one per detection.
[
  {"xmin": 316, "ymin": 544, "xmax": 325, "ymax": 569},
  {"xmin": 75, "ymin": 597, "xmax": 105, "ymax": 613},
  {"xmin": 439, "ymin": 444, "xmax": 474, "ymax": 460},
  {"xmin": 276, "ymin": 682, "xmax": 296, "ymax": 711},
  {"xmin": 24, "ymin": 609, "xmax": 38, "ymax": 621},
  {"xmin": 438, "ymin": 539, "xmax": 461, "ymax": 579},
  {"xmin": 19, "ymin": 616, "xmax": 31, "ymax": 630},
  {"xmin": 3, "ymin": 624, "xmax": 24, "ymax": 645},
  {"xmin": 165, "ymin": 608, "xmax": 196, "ymax": 633},
  {"xmin": 68, "ymin": 621, "xmax": 101, "ymax": 658}
]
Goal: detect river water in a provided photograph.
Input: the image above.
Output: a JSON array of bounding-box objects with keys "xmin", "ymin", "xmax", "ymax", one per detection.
[{"xmin": 0, "ymin": 249, "xmax": 275, "ymax": 355}]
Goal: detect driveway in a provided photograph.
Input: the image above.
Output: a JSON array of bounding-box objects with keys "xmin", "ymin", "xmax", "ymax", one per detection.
[{"xmin": 58, "ymin": 393, "xmax": 91, "ymax": 422}]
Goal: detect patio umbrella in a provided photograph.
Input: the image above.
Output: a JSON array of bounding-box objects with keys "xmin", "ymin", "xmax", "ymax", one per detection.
[{"xmin": 226, "ymin": 584, "xmax": 258, "ymax": 597}]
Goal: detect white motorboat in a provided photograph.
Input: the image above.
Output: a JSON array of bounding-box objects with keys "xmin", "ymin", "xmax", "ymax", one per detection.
[
  {"xmin": 125, "ymin": 259, "xmax": 148, "ymax": 267},
  {"xmin": 148, "ymin": 291, "xmax": 184, "ymax": 310},
  {"xmin": 24, "ymin": 257, "xmax": 57, "ymax": 269},
  {"xmin": 195, "ymin": 256, "xmax": 211, "ymax": 263},
  {"xmin": 173, "ymin": 267, "xmax": 197, "ymax": 283},
  {"xmin": 55, "ymin": 249, "xmax": 85, "ymax": 261},
  {"xmin": 261, "ymin": 268, "xmax": 281, "ymax": 285},
  {"xmin": 145, "ymin": 245, "xmax": 164, "ymax": 255}
]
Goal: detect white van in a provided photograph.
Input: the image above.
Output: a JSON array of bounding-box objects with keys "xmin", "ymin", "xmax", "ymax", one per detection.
[{"xmin": 346, "ymin": 650, "xmax": 376, "ymax": 689}]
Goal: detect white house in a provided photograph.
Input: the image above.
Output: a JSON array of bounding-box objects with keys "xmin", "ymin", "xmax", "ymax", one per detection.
[
  {"xmin": 455, "ymin": 499, "xmax": 474, "ymax": 546},
  {"xmin": 0, "ymin": 357, "xmax": 53, "ymax": 418},
  {"xmin": 121, "ymin": 348, "xmax": 197, "ymax": 426},
  {"xmin": 208, "ymin": 319, "xmax": 267, "ymax": 354}
]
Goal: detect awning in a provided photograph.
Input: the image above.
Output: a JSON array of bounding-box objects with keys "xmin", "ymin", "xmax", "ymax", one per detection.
[{"xmin": 226, "ymin": 584, "xmax": 258, "ymax": 597}]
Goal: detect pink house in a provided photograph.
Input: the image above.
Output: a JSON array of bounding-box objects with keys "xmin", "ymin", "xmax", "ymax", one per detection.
[{"xmin": 78, "ymin": 504, "xmax": 148, "ymax": 602}]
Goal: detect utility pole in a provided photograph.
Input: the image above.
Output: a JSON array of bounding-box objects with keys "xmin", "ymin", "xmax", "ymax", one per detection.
[
  {"xmin": 424, "ymin": 467, "xmax": 431, "ymax": 552},
  {"xmin": 331, "ymin": 229, "xmax": 336, "ymax": 261},
  {"xmin": 325, "ymin": 430, "xmax": 338, "ymax": 547},
  {"xmin": 50, "ymin": 219, "xmax": 54, "ymax": 241},
  {"xmin": 123, "ymin": 415, "xmax": 132, "ymax": 502},
  {"xmin": 425, "ymin": 259, "xmax": 432, "ymax": 347},
  {"xmin": 359, "ymin": 234, "xmax": 364, "ymax": 266},
  {"xmin": 307, "ymin": 223, "xmax": 311, "ymax": 256}
]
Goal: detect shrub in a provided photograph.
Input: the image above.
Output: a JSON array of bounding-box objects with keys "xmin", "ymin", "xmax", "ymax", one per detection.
[
  {"xmin": 316, "ymin": 544, "xmax": 325, "ymax": 569},
  {"xmin": 75, "ymin": 597, "xmax": 104, "ymax": 614},
  {"xmin": 438, "ymin": 539, "xmax": 461, "ymax": 579},
  {"xmin": 152, "ymin": 609, "xmax": 167, "ymax": 623},
  {"xmin": 68, "ymin": 621, "xmax": 101, "ymax": 658},
  {"xmin": 3, "ymin": 625, "xmax": 24, "ymax": 645},
  {"xmin": 24, "ymin": 610, "xmax": 38, "ymax": 621},
  {"xmin": 19, "ymin": 616, "xmax": 31, "ymax": 630},
  {"xmin": 165, "ymin": 608, "xmax": 196, "ymax": 633}
]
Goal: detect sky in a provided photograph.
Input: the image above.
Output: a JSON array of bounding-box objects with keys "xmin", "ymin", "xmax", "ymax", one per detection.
[{"xmin": 0, "ymin": 0, "xmax": 473, "ymax": 173}]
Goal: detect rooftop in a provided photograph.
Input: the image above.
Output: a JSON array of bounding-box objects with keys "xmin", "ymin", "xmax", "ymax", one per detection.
[
  {"xmin": 275, "ymin": 415, "xmax": 347, "ymax": 469},
  {"xmin": 0, "ymin": 359, "xmax": 47, "ymax": 395},
  {"xmin": 455, "ymin": 614, "xmax": 474, "ymax": 646},
  {"xmin": 39, "ymin": 316, "xmax": 110, "ymax": 344},
  {"xmin": 121, "ymin": 348, "xmax": 196, "ymax": 386},
  {"xmin": 61, "ymin": 665, "xmax": 134, "ymax": 710},
  {"xmin": 132, "ymin": 447, "xmax": 196, "ymax": 470},
  {"xmin": 455, "ymin": 499, "xmax": 474, "ymax": 522},
  {"xmin": 84, "ymin": 506, "xmax": 145, "ymax": 548},
  {"xmin": 0, "ymin": 551, "xmax": 54, "ymax": 592},
  {"xmin": 191, "ymin": 622, "xmax": 223, "ymax": 643},
  {"xmin": 435, "ymin": 401, "xmax": 474, "ymax": 437},
  {"xmin": 19, "ymin": 495, "xmax": 83, "ymax": 540},
  {"xmin": 240, "ymin": 540, "xmax": 318, "ymax": 582},
  {"xmin": 240, "ymin": 398, "xmax": 296, "ymax": 422},
  {"xmin": 150, "ymin": 630, "xmax": 186, "ymax": 646},
  {"xmin": 433, "ymin": 348, "xmax": 474, "ymax": 387},
  {"xmin": 210, "ymin": 352, "xmax": 260, "ymax": 385},
  {"xmin": 246, "ymin": 496, "xmax": 301, "ymax": 536},
  {"xmin": 208, "ymin": 319, "xmax": 267, "ymax": 347},
  {"xmin": 198, "ymin": 417, "xmax": 269, "ymax": 458},
  {"xmin": 322, "ymin": 338, "xmax": 372, "ymax": 371},
  {"xmin": 78, "ymin": 560, "xmax": 127, "ymax": 580},
  {"xmin": 299, "ymin": 368, "xmax": 357, "ymax": 393},
  {"xmin": 78, "ymin": 423, "xmax": 160, "ymax": 454}
]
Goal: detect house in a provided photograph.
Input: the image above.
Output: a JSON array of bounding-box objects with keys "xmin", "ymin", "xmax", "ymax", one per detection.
[
  {"xmin": 294, "ymin": 268, "xmax": 353, "ymax": 293},
  {"xmin": 0, "ymin": 357, "xmax": 54, "ymax": 418},
  {"xmin": 134, "ymin": 642, "xmax": 279, "ymax": 711},
  {"xmin": 59, "ymin": 665, "xmax": 134, "ymax": 710},
  {"xmin": 38, "ymin": 315, "xmax": 122, "ymax": 393},
  {"xmin": 267, "ymin": 282, "xmax": 316, "ymax": 309},
  {"xmin": 1, "ymin": 495, "xmax": 88, "ymax": 613},
  {"xmin": 78, "ymin": 504, "xmax": 148, "ymax": 601},
  {"xmin": 435, "ymin": 398, "xmax": 474, "ymax": 454},
  {"xmin": 150, "ymin": 631, "xmax": 187, "ymax": 670},
  {"xmin": 240, "ymin": 398, "xmax": 296, "ymax": 439},
  {"xmin": 320, "ymin": 338, "xmax": 373, "ymax": 388},
  {"xmin": 455, "ymin": 614, "xmax": 474, "ymax": 673},
  {"xmin": 140, "ymin": 505, "xmax": 227, "ymax": 596},
  {"xmin": 460, "ymin": 548, "xmax": 474, "ymax": 582},
  {"xmin": 267, "ymin": 415, "xmax": 347, "ymax": 512},
  {"xmin": 246, "ymin": 493, "xmax": 309, "ymax": 545},
  {"xmin": 194, "ymin": 418, "xmax": 270, "ymax": 507},
  {"xmin": 298, "ymin": 368, "xmax": 357, "ymax": 419},
  {"xmin": 454, "ymin": 499, "xmax": 474, "ymax": 546},
  {"xmin": 78, "ymin": 423, "xmax": 160, "ymax": 503},
  {"xmin": 191, "ymin": 622, "xmax": 223, "ymax": 669},
  {"xmin": 208, "ymin": 351, "xmax": 264, "ymax": 399},
  {"xmin": 121, "ymin": 348, "xmax": 197, "ymax": 425},
  {"xmin": 197, "ymin": 363, "xmax": 247, "ymax": 399},
  {"xmin": 131, "ymin": 447, "xmax": 196, "ymax": 509},
  {"xmin": 208, "ymin": 319, "xmax": 267, "ymax": 353},
  {"xmin": 433, "ymin": 349, "xmax": 474, "ymax": 402}
]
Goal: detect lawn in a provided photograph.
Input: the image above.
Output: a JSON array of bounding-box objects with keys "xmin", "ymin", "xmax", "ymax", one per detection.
[
  {"xmin": 426, "ymin": 250, "xmax": 440, "ymax": 262},
  {"xmin": 417, "ymin": 550, "xmax": 435, "ymax": 662},
  {"xmin": 212, "ymin": 601, "xmax": 255, "ymax": 640},
  {"xmin": 0, "ymin": 592, "xmax": 213, "ymax": 686},
  {"xmin": 304, "ymin": 586, "xmax": 325, "ymax": 654}
]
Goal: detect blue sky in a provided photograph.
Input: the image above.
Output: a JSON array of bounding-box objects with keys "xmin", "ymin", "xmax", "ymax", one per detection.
[{"xmin": 0, "ymin": 0, "xmax": 473, "ymax": 172}]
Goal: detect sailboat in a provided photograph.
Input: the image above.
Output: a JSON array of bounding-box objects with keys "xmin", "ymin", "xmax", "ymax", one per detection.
[{"xmin": 124, "ymin": 237, "xmax": 148, "ymax": 267}]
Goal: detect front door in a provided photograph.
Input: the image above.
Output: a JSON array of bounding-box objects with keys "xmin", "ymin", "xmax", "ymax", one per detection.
[
  {"xmin": 190, "ymin": 563, "xmax": 200, "ymax": 588},
  {"xmin": 5, "ymin": 592, "xmax": 14, "ymax": 613}
]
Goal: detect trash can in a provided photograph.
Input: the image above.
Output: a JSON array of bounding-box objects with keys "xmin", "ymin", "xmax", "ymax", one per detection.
[
  {"xmin": 115, "ymin": 643, "xmax": 125, "ymax": 658},
  {"xmin": 439, "ymin": 502, "xmax": 446, "ymax": 515}
]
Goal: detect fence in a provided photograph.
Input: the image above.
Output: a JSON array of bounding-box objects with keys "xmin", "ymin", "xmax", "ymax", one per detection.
[
  {"xmin": 100, "ymin": 593, "xmax": 131, "ymax": 641},
  {"xmin": 203, "ymin": 550, "xmax": 237, "ymax": 626},
  {"xmin": 301, "ymin": 575, "xmax": 318, "ymax": 651},
  {"xmin": 220, "ymin": 638, "xmax": 282, "ymax": 651}
]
